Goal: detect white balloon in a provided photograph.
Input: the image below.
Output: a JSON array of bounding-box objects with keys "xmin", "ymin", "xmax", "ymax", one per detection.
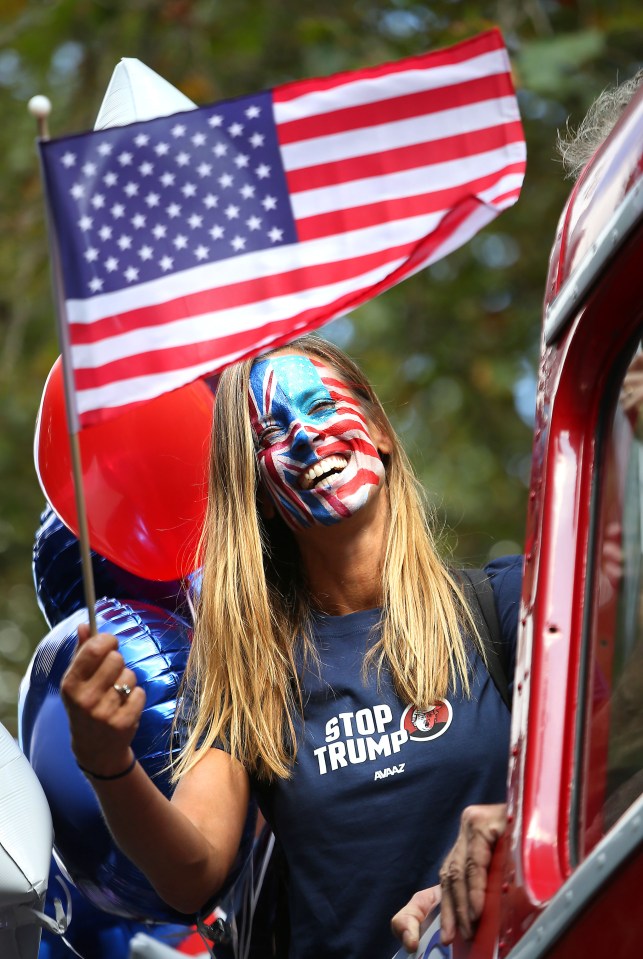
[
  {"xmin": 0, "ymin": 723, "xmax": 53, "ymax": 959},
  {"xmin": 94, "ymin": 57, "xmax": 197, "ymax": 130}
]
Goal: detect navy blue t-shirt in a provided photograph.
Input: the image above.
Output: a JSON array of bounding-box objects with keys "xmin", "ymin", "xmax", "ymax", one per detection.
[{"xmin": 252, "ymin": 555, "xmax": 522, "ymax": 959}]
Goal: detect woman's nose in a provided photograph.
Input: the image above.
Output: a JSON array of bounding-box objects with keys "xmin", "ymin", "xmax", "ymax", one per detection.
[{"xmin": 289, "ymin": 421, "xmax": 320, "ymax": 459}]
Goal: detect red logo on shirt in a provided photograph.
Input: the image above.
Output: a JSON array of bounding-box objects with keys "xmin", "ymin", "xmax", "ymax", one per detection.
[{"xmin": 401, "ymin": 699, "xmax": 453, "ymax": 741}]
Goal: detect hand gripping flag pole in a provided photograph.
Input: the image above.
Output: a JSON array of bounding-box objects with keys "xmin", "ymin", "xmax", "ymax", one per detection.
[{"xmin": 29, "ymin": 94, "xmax": 98, "ymax": 635}]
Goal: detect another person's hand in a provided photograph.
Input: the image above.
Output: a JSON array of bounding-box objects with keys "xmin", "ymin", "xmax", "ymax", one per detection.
[
  {"xmin": 391, "ymin": 802, "xmax": 507, "ymax": 952},
  {"xmin": 438, "ymin": 802, "xmax": 507, "ymax": 944},
  {"xmin": 60, "ymin": 624, "xmax": 146, "ymax": 778}
]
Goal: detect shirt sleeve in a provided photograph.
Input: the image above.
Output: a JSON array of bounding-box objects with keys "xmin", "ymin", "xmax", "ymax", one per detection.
[{"xmin": 484, "ymin": 554, "xmax": 523, "ymax": 684}]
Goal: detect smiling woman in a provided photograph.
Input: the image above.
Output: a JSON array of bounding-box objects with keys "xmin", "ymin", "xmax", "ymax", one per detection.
[{"xmin": 59, "ymin": 334, "xmax": 522, "ymax": 959}]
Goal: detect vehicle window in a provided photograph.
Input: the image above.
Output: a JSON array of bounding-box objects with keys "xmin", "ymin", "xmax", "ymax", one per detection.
[{"xmin": 579, "ymin": 343, "xmax": 643, "ymax": 858}]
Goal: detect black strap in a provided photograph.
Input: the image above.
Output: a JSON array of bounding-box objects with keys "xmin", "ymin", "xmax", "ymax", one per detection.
[{"xmin": 458, "ymin": 568, "xmax": 511, "ymax": 711}]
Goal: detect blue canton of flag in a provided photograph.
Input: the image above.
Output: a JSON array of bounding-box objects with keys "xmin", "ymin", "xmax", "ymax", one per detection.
[{"xmin": 44, "ymin": 90, "xmax": 297, "ymax": 299}]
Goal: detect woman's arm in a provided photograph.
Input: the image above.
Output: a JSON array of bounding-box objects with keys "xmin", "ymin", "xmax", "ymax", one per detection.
[{"xmin": 61, "ymin": 625, "xmax": 250, "ymax": 915}]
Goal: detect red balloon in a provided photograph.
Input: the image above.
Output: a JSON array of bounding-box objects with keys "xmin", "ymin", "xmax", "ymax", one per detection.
[{"xmin": 35, "ymin": 358, "xmax": 213, "ymax": 580}]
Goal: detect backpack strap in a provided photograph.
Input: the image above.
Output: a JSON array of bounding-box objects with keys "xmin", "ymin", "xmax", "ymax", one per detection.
[{"xmin": 457, "ymin": 567, "xmax": 511, "ymax": 711}]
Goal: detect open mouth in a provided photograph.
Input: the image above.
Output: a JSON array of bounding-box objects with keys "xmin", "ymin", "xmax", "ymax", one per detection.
[{"xmin": 300, "ymin": 455, "xmax": 348, "ymax": 490}]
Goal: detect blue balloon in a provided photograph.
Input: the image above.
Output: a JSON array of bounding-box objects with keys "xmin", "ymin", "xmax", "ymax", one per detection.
[
  {"xmin": 19, "ymin": 599, "xmax": 255, "ymax": 924},
  {"xmin": 32, "ymin": 506, "xmax": 188, "ymax": 628},
  {"xmin": 39, "ymin": 863, "xmax": 190, "ymax": 959}
]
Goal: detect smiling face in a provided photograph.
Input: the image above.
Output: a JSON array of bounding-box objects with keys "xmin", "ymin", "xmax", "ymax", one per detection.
[{"xmin": 248, "ymin": 353, "xmax": 389, "ymax": 530}]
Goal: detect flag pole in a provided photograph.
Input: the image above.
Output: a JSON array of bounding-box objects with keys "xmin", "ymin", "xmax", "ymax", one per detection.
[{"xmin": 30, "ymin": 95, "xmax": 98, "ymax": 636}]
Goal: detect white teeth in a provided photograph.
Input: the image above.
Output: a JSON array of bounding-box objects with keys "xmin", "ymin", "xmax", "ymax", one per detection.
[{"xmin": 301, "ymin": 456, "xmax": 347, "ymax": 489}]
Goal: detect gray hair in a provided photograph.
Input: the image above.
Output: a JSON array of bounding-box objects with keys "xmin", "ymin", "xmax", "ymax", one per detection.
[{"xmin": 557, "ymin": 69, "xmax": 643, "ymax": 181}]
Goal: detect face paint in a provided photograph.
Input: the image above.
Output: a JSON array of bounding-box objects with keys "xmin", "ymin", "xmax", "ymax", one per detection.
[{"xmin": 248, "ymin": 355, "xmax": 387, "ymax": 530}]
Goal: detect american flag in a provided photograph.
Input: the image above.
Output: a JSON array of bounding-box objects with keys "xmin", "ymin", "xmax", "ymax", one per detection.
[{"xmin": 39, "ymin": 28, "xmax": 525, "ymax": 428}]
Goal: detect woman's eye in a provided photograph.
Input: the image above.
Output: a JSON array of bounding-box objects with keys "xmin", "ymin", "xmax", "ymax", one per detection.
[
  {"xmin": 309, "ymin": 400, "xmax": 335, "ymax": 415},
  {"xmin": 258, "ymin": 423, "xmax": 281, "ymax": 444}
]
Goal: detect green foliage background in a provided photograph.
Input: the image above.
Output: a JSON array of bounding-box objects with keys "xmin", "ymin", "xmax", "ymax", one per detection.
[{"xmin": 0, "ymin": 0, "xmax": 641, "ymax": 735}]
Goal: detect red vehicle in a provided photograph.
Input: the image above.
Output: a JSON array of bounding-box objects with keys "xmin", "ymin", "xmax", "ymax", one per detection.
[{"xmin": 456, "ymin": 76, "xmax": 643, "ymax": 959}]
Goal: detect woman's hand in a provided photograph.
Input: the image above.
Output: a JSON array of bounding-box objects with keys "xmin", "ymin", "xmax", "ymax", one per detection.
[
  {"xmin": 391, "ymin": 802, "xmax": 508, "ymax": 950},
  {"xmin": 391, "ymin": 885, "xmax": 441, "ymax": 954},
  {"xmin": 60, "ymin": 623, "xmax": 146, "ymax": 777}
]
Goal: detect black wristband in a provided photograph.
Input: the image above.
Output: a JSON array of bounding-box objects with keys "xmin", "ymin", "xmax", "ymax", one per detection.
[{"xmin": 77, "ymin": 755, "xmax": 137, "ymax": 781}]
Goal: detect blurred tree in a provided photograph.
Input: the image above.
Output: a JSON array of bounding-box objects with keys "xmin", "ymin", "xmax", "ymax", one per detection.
[{"xmin": 0, "ymin": 0, "xmax": 641, "ymax": 734}]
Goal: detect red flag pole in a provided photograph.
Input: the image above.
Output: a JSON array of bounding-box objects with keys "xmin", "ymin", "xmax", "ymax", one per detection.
[{"xmin": 30, "ymin": 95, "xmax": 98, "ymax": 636}]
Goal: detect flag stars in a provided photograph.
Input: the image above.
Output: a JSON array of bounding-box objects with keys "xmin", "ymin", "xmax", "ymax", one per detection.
[
  {"xmin": 89, "ymin": 277, "xmax": 104, "ymax": 293},
  {"xmin": 245, "ymin": 105, "xmax": 261, "ymax": 119},
  {"xmin": 139, "ymin": 161, "xmax": 154, "ymax": 176},
  {"xmin": 262, "ymin": 195, "xmax": 277, "ymax": 210},
  {"xmin": 84, "ymin": 247, "xmax": 99, "ymax": 262},
  {"xmin": 78, "ymin": 215, "xmax": 93, "ymax": 231},
  {"xmin": 70, "ymin": 183, "xmax": 85, "ymax": 199},
  {"xmin": 208, "ymin": 114, "xmax": 223, "ymax": 128},
  {"xmin": 197, "ymin": 162, "xmax": 212, "ymax": 177},
  {"xmin": 138, "ymin": 245, "xmax": 154, "ymax": 261},
  {"xmin": 191, "ymin": 132, "xmax": 207, "ymax": 147},
  {"xmin": 194, "ymin": 244, "xmax": 209, "ymax": 260},
  {"xmin": 117, "ymin": 235, "xmax": 132, "ymax": 250},
  {"xmin": 103, "ymin": 171, "xmax": 118, "ymax": 187},
  {"xmin": 124, "ymin": 182, "xmax": 139, "ymax": 197},
  {"xmin": 218, "ymin": 173, "xmax": 234, "ymax": 188},
  {"xmin": 209, "ymin": 224, "xmax": 224, "ymax": 239},
  {"xmin": 182, "ymin": 182, "xmax": 197, "ymax": 198},
  {"xmin": 268, "ymin": 227, "xmax": 284, "ymax": 242},
  {"xmin": 124, "ymin": 266, "xmax": 139, "ymax": 282},
  {"xmin": 173, "ymin": 234, "xmax": 188, "ymax": 250},
  {"xmin": 228, "ymin": 122, "xmax": 243, "ymax": 137},
  {"xmin": 160, "ymin": 172, "xmax": 175, "ymax": 187},
  {"xmin": 117, "ymin": 151, "xmax": 133, "ymax": 166},
  {"xmin": 155, "ymin": 142, "xmax": 170, "ymax": 156},
  {"xmin": 167, "ymin": 202, "xmax": 181, "ymax": 218},
  {"xmin": 171, "ymin": 124, "xmax": 187, "ymax": 138},
  {"xmin": 145, "ymin": 192, "xmax": 160, "ymax": 207},
  {"xmin": 134, "ymin": 133, "xmax": 150, "ymax": 147},
  {"xmin": 159, "ymin": 255, "xmax": 174, "ymax": 271},
  {"xmin": 240, "ymin": 183, "xmax": 255, "ymax": 200},
  {"xmin": 152, "ymin": 224, "xmax": 167, "ymax": 239},
  {"xmin": 105, "ymin": 256, "xmax": 119, "ymax": 272},
  {"xmin": 90, "ymin": 194, "xmax": 105, "ymax": 209},
  {"xmin": 98, "ymin": 225, "xmax": 112, "ymax": 240},
  {"xmin": 176, "ymin": 151, "xmax": 191, "ymax": 166},
  {"xmin": 203, "ymin": 193, "xmax": 218, "ymax": 209},
  {"xmin": 249, "ymin": 132, "xmax": 265, "ymax": 148},
  {"xmin": 187, "ymin": 213, "xmax": 203, "ymax": 229},
  {"xmin": 230, "ymin": 235, "xmax": 246, "ymax": 251},
  {"xmin": 234, "ymin": 154, "xmax": 249, "ymax": 169},
  {"xmin": 82, "ymin": 161, "xmax": 97, "ymax": 177},
  {"xmin": 246, "ymin": 215, "xmax": 262, "ymax": 231},
  {"xmin": 97, "ymin": 142, "xmax": 112, "ymax": 156},
  {"xmin": 256, "ymin": 163, "xmax": 271, "ymax": 179},
  {"xmin": 131, "ymin": 213, "xmax": 147, "ymax": 229},
  {"xmin": 213, "ymin": 143, "xmax": 227, "ymax": 158},
  {"xmin": 224, "ymin": 204, "xmax": 240, "ymax": 219},
  {"xmin": 61, "ymin": 151, "xmax": 76, "ymax": 168},
  {"xmin": 111, "ymin": 202, "xmax": 126, "ymax": 218}
]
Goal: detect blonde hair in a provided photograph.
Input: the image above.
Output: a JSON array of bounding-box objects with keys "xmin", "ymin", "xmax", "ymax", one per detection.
[{"xmin": 172, "ymin": 336, "xmax": 479, "ymax": 782}]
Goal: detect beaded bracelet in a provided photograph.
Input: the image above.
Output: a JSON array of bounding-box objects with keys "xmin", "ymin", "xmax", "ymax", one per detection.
[{"xmin": 77, "ymin": 755, "xmax": 137, "ymax": 781}]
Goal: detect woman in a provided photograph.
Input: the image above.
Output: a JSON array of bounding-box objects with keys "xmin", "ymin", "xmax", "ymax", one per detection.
[{"xmin": 61, "ymin": 335, "xmax": 521, "ymax": 959}]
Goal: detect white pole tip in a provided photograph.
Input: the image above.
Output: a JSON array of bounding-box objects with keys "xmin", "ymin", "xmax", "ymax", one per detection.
[{"xmin": 28, "ymin": 95, "xmax": 52, "ymax": 118}]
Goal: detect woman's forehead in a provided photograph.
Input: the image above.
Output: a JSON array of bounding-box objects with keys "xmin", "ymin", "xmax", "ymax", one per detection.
[{"xmin": 250, "ymin": 353, "xmax": 336, "ymax": 397}]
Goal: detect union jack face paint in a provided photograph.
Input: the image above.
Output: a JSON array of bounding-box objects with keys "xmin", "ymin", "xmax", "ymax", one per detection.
[{"xmin": 248, "ymin": 355, "xmax": 387, "ymax": 530}]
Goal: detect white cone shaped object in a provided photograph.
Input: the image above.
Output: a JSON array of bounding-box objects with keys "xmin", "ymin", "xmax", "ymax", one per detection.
[{"xmin": 94, "ymin": 57, "xmax": 197, "ymax": 130}]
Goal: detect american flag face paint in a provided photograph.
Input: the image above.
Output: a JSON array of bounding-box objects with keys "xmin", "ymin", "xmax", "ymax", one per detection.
[{"xmin": 249, "ymin": 355, "xmax": 387, "ymax": 530}]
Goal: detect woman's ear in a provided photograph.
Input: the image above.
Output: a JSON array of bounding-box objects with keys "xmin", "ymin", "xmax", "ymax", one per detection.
[
  {"xmin": 370, "ymin": 420, "xmax": 393, "ymax": 457},
  {"xmin": 258, "ymin": 483, "xmax": 276, "ymax": 520}
]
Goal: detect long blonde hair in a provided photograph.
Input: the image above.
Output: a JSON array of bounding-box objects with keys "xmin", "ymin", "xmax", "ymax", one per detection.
[{"xmin": 172, "ymin": 336, "xmax": 479, "ymax": 782}]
